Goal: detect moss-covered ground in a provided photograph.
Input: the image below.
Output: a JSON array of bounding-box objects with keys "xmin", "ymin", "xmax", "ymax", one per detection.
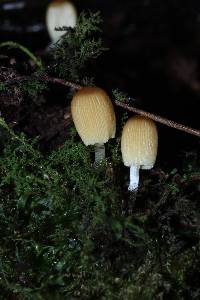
[
  {"xmin": 0, "ymin": 117, "xmax": 200, "ymax": 299},
  {"xmin": 0, "ymin": 10, "xmax": 200, "ymax": 300}
]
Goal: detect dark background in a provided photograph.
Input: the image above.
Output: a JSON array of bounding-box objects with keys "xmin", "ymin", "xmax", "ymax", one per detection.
[{"xmin": 0, "ymin": 0, "xmax": 200, "ymax": 169}]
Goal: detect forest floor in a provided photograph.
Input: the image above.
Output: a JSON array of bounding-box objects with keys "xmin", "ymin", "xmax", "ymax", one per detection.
[{"xmin": 0, "ymin": 2, "xmax": 200, "ymax": 299}]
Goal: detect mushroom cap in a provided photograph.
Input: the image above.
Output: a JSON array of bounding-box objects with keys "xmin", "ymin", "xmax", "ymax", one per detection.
[
  {"xmin": 46, "ymin": 0, "xmax": 77, "ymax": 43},
  {"xmin": 121, "ymin": 115, "xmax": 158, "ymax": 168},
  {"xmin": 71, "ymin": 87, "xmax": 116, "ymax": 146}
]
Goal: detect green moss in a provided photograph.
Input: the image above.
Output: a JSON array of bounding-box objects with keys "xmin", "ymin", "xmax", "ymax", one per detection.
[
  {"xmin": 0, "ymin": 12, "xmax": 106, "ymax": 103},
  {"xmin": 51, "ymin": 11, "xmax": 107, "ymax": 82},
  {"xmin": 112, "ymin": 89, "xmax": 128, "ymax": 103},
  {"xmin": 18, "ymin": 79, "xmax": 47, "ymax": 97},
  {"xmin": 0, "ymin": 118, "xmax": 200, "ymax": 300},
  {"xmin": 0, "ymin": 81, "xmax": 6, "ymax": 91}
]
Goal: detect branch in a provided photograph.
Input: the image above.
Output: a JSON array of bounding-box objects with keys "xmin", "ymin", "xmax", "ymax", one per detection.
[
  {"xmin": 0, "ymin": 41, "xmax": 42, "ymax": 68},
  {"xmin": 46, "ymin": 78, "xmax": 199, "ymax": 138},
  {"xmin": 115, "ymin": 100, "xmax": 200, "ymax": 138},
  {"xmin": 2, "ymin": 74, "xmax": 200, "ymax": 138},
  {"xmin": 42, "ymin": 76, "xmax": 82, "ymax": 90}
]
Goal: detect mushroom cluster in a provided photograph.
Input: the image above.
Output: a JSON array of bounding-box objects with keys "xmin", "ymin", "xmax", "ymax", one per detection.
[
  {"xmin": 46, "ymin": 0, "xmax": 77, "ymax": 43},
  {"xmin": 71, "ymin": 86, "xmax": 158, "ymax": 190}
]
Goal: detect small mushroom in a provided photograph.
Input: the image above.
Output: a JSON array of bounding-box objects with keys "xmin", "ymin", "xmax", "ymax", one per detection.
[
  {"xmin": 46, "ymin": 0, "xmax": 77, "ymax": 43},
  {"xmin": 121, "ymin": 115, "xmax": 158, "ymax": 191},
  {"xmin": 71, "ymin": 87, "xmax": 116, "ymax": 163}
]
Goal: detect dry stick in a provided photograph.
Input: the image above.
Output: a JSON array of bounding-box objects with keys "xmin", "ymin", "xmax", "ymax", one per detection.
[
  {"xmin": 115, "ymin": 100, "xmax": 200, "ymax": 138},
  {"xmin": 43, "ymin": 76, "xmax": 82, "ymax": 90},
  {"xmin": 44, "ymin": 78, "xmax": 200, "ymax": 138},
  {"xmin": 4, "ymin": 75, "xmax": 82, "ymax": 90},
  {"xmin": 4, "ymin": 74, "xmax": 200, "ymax": 137}
]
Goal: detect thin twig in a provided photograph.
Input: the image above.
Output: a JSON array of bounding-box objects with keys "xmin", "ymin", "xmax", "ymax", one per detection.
[
  {"xmin": 2, "ymin": 73, "xmax": 200, "ymax": 138},
  {"xmin": 115, "ymin": 100, "xmax": 200, "ymax": 138},
  {"xmin": 3, "ymin": 75, "xmax": 82, "ymax": 90},
  {"xmin": 0, "ymin": 41, "xmax": 42, "ymax": 68},
  {"xmin": 42, "ymin": 76, "xmax": 82, "ymax": 90},
  {"xmin": 46, "ymin": 78, "xmax": 199, "ymax": 138}
]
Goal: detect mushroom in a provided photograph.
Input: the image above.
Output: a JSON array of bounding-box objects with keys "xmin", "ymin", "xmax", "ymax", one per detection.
[
  {"xmin": 71, "ymin": 87, "xmax": 116, "ymax": 163},
  {"xmin": 121, "ymin": 115, "xmax": 158, "ymax": 191},
  {"xmin": 46, "ymin": 0, "xmax": 77, "ymax": 44}
]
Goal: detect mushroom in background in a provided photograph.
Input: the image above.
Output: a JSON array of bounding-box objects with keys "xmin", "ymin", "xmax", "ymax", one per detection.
[
  {"xmin": 46, "ymin": 0, "xmax": 77, "ymax": 43},
  {"xmin": 71, "ymin": 87, "xmax": 116, "ymax": 163},
  {"xmin": 121, "ymin": 115, "xmax": 158, "ymax": 191}
]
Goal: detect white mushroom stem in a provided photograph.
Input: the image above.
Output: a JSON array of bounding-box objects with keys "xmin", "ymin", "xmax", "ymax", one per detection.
[
  {"xmin": 95, "ymin": 143, "xmax": 105, "ymax": 163},
  {"xmin": 128, "ymin": 165, "xmax": 140, "ymax": 191}
]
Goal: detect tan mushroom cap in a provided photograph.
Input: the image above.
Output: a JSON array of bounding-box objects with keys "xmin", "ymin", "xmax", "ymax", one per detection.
[
  {"xmin": 121, "ymin": 115, "xmax": 158, "ymax": 169},
  {"xmin": 71, "ymin": 87, "xmax": 116, "ymax": 146},
  {"xmin": 46, "ymin": 0, "xmax": 77, "ymax": 43}
]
